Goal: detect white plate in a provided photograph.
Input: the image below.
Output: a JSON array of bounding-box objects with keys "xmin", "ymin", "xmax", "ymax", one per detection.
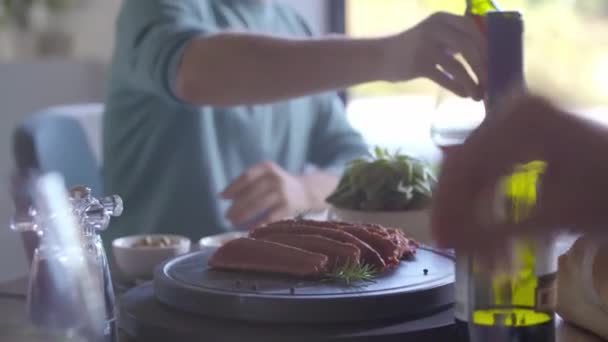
[{"xmin": 197, "ymin": 231, "xmax": 248, "ymax": 249}]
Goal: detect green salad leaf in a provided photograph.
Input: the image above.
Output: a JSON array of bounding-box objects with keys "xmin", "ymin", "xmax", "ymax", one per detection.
[{"xmin": 326, "ymin": 147, "xmax": 436, "ymax": 211}]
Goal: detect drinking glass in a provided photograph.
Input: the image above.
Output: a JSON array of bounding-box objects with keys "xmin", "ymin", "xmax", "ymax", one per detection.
[{"xmin": 429, "ymin": 94, "xmax": 485, "ymax": 154}]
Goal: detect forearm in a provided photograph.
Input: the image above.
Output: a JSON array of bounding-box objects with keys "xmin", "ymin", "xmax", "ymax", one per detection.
[
  {"xmin": 175, "ymin": 32, "xmax": 388, "ymax": 106},
  {"xmin": 299, "ymin": 170, "xmax": 340, "ymax": 212}
]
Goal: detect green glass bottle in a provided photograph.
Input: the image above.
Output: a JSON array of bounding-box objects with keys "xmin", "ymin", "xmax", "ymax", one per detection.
[
  {"xmin": 468, "ymin": 160, "xmax": 556, "ymax": 342},
  {"xmin": 453, "ymin": 4, "xmax": 503, "ymax": 341},
  {"xmin": 466, "ymin": 0, "xmax": 501, "ymax": 31},
  {"xmin": 466, "ymin": 0, "xmax": 500, "ymax": 15},
  {"xmin": 454, "ymin": 10, "xmax": 557, "ymax": 342}
]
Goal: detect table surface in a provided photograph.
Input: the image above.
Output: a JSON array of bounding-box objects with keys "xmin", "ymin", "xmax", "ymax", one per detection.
[
  {"xmin": 0, "ymin": 277, "xmax": 604, "ymax": 342},
  {"xmin": 0, "ymin": 233, "xmax": 604, "ymax": 342}
]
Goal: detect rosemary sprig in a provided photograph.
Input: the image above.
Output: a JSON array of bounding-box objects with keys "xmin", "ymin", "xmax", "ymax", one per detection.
[{"xmin": 324, "ymin": 263, "xmax": 377, "ymax": 286}]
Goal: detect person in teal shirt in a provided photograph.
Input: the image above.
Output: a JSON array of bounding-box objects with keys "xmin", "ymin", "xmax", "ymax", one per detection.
[{"xmin": 103, "ymin": 0, "xmax": 485, "ymax": 243}]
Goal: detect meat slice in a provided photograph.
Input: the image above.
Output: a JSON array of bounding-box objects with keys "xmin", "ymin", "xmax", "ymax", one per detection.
[
  {"xmin": 208, "ymin": 238, "xmax": 328, "ymax": 278},
  {"xmin": 388, "ymin": 228, "xmax": 418, "ymax": 260},
  {"xmin": 250, "ymin": 223, "xmax": 386, "ymax": 270},
  {"xmin": 339, "ymin": 226, "xmax": 402, "ymax": 265},
  {"xmin": 362, "ymin": 224, "xmax": 418, "ymax": 260},
  {"xmin": 285, "ymin": 220, "xmax": 403, "ymax": 267},
  {"xmin": 262, "ymin": 234, "xmax": 360, "ymax": 270}
]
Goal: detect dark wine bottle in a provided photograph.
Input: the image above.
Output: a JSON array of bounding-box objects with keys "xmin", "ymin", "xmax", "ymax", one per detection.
[
  {"xmin": 454, "ymin": 4, "xmax": 505, "ymax": 340},
  {"xmin": 456, "ymin": 11, "xmax": 557, "ymax": 342}
]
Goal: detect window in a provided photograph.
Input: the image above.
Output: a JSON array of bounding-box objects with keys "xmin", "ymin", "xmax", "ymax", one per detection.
[{"xmin": 334, "ymin": 0, "xmax": 608, "ymax": 160}]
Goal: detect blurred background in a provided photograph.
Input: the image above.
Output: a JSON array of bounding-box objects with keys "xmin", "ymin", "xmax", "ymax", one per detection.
[
  {"xmin": 0, "ymin": 0, "xmax": 606, "ymax": 283},
  {"xmin": 344, "ymin": 0, "xmax": 608, "ymax": 160}
]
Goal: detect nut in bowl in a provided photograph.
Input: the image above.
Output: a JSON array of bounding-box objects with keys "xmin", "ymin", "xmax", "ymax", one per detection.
[
  {"xmin": 112, "ymin": 234, "xmax": 191, "ymax": 281},
  {"xmin": 326, "ymin": 147, "xmax": 436, "ymax": 246}
]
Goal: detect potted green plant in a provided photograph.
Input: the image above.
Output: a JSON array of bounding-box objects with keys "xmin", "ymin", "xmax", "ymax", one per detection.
[{"xmin": 326, "ymin": 147, "xmax": 437, "ymax": 245}]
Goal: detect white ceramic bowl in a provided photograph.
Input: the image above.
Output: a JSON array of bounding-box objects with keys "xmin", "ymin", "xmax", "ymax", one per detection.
[
  {"xmin": 329, "ymin": 207, "xmax": 433, "ymax": 246},
  {"xmin": 197, "ymin": 231, "xmax": 248, "ymax": 250},
  {"xmin": 112, "ymin": 234, "xmax": 191, "ymax": 280}
]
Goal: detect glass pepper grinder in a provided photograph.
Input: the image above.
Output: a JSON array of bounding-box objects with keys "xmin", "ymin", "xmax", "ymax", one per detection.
[
  {"xmin": 69, "ymin": 185, "xmax": 123, "ymax": 341},
  {"xmin": 10, "ymin": 173, "xmax": 123, "ymax": 342}
]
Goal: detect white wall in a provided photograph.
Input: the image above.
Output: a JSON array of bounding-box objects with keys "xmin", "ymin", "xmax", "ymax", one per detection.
[
  {"xmin": 69, "ymin": 0, "xmax": 122, "ymax": 62},
  {"xmin": 0, "ymin": 1, "xmax": 330, "ymax": 282}
]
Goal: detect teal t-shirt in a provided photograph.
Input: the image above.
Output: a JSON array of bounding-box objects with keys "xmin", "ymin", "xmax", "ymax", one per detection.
[{"xmin": 102, "ymin": 0, "xmax": 368, "ymax": 243}]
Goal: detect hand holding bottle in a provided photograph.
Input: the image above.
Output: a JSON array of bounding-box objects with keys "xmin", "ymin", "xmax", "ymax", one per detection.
[
  {"xmin": 431, "ymin": 94, "xmax": 608, "ymax": 251},
  {"xmin": 384, "ymin": 12, "xmax": 486, "ymax": 100}
]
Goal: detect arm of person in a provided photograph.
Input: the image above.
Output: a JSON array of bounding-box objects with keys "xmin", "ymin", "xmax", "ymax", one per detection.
[
  {"xmin": 174, "ymin": 13, "xmax": 486, "ymax": 107},
  {"xmin": 127, "ymin": 2, "xmax": 484, "ymax": 106},
  {"xmin": 221, "ymin": 94, "xmax": 367, "ymax": 225},
  {"xmin": 176, "ymin": 33, "xmax": 386, "ymax": 106}
]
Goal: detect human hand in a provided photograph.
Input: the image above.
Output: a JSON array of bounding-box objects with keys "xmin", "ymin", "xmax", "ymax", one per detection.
[
  {"xmin": 431, "ymin": 94, "xmax": 608, "ymax": 252},
  {"xmin": 221, "ymin": 161, "xmax": 312, "ymax": 228},
  {"xmin": 385, "ymin": 12, "xmax": 486, "ymax": 100}
]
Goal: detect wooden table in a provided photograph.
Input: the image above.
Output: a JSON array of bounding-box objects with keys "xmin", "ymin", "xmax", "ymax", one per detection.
[{"xmin": 0, "ymin": 276, "xmax": 604, "ymax": 342}]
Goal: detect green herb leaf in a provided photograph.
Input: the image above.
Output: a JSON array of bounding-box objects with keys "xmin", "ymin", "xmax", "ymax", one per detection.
[
  {"xmin": 326, "ymin": 146, "xmax": 437, "ymax": 211},
  {"xmin": 324, "ymin": 263, "xmax": 377, "ymax": 286}
]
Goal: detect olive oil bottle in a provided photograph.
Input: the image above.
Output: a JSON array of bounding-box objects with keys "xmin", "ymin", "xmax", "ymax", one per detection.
[
  {"xmin": 454, "ymin": 10, "xmax": 557, "ymax": 342},
  {"xmin": 467, "ymin": 160, "xmax": 556, "ymax": 342}
]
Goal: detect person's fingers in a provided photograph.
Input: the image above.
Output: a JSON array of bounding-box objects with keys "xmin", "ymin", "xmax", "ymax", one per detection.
[
  {"xmin": 435, "ymin": 12, "xmax": 485, "ymax": 44},
  {"xmin": 435, "ymin": 12, "xmax": 486, "ymax": 62},
  {"xmin": 437, "ymin": 154, "xmax": 552, "ymax": 250},
  {"xmin": 429, "ymin": 13, "xmax": 486, "ymax": 89},
  {"xmin": 225, "ymin": 174, "xmax": 277, "ymax": 223},
  {"xmin": 431, "ymin": 130, "xmax": 506, "ymax": 248},
  {"xmin": 436, "ymin": 53, "xmax": 481, "ymax": 100},
  {"xmin": 433, "ymin": 94, "xmax": 566, "ymax": 249},
  {"xmin": 435, "ymin": 32, "xmax": 486, "ymax": 93},
  {"xmin": 228, "ymin": 190, "xmax": 281, "ymax": 227},
  {"xmin": 221, "ymin": 161, "xmax": 273, "ymax": 199},
  {"xmin": 431, "ymin": 148, "xmax": 480, "ymax": 248},
  {"xmin": 257, "ymin": 204, "xmax": 290, "ymax": 226},
  {"xmin": 427, "ymin": 66, "xmax": 469, "ymax": 98}
]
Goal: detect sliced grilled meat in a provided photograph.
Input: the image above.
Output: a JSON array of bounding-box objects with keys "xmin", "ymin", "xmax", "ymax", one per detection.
[
  {"xmin": 262, "ymin": 234, "xmax": 360, "ymax": 270},
  {"xmin": 361, "ymin": 223, "xmax": 418, "ymax": 260},
  {"xmin": 251, "ymin": 222, "xmax": 386, "ymax": 270},
  {"xmin": 389, "ymin": 228, "xmax": 418, "ymax": 260},
  {"xmin": 208, "ymin": 238, "xmax": 328, "ymax": 278},
  {"xmin": 286, "ymin": 220, "xmax": 403, "ymax": 267}
]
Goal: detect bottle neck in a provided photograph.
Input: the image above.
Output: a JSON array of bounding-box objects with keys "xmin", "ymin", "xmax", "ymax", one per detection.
[
  {"xmin": 466, "ymin": 0, "xmax": 500, "ymax": 16},
  {"xmin": 485, "ymin": 11, "xmax": 525, "ymax": 117}
]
